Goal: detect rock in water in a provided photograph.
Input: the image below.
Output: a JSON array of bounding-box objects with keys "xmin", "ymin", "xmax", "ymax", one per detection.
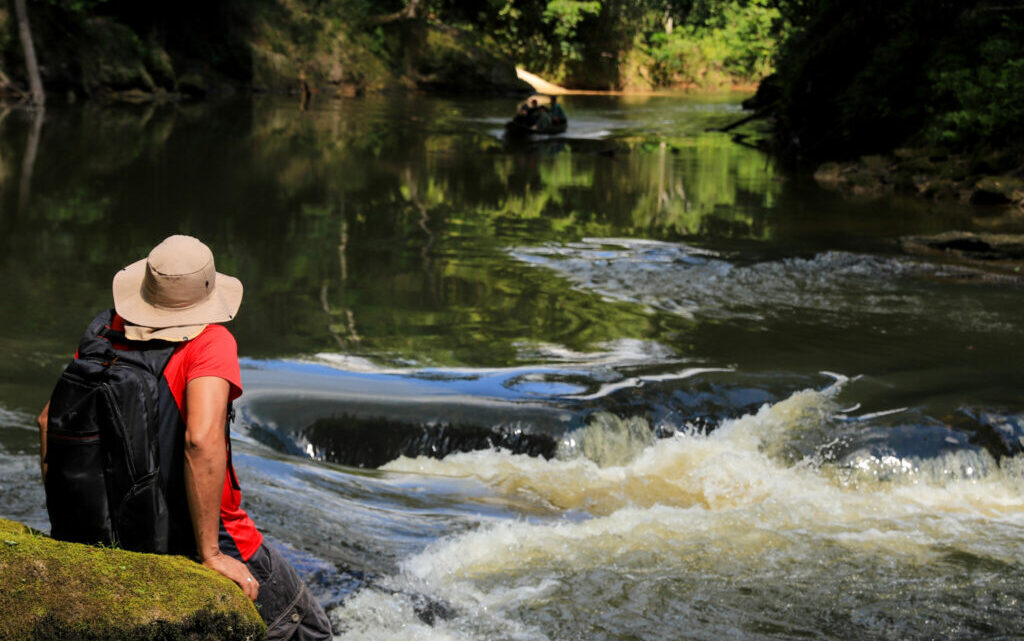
[{"xmin": 0, "ymin": 518, "xmax": 264, "ymax": 641}]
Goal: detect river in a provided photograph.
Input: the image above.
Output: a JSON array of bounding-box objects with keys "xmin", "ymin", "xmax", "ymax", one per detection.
[{"xmin": 1, "ymin": 94, "xmax": 1023, "ymax": 640}]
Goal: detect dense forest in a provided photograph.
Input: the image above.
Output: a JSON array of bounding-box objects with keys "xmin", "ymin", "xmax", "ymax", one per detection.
[{"xmin": 1, "ymin": 0, "xmax": 1022, "ymax": 162}]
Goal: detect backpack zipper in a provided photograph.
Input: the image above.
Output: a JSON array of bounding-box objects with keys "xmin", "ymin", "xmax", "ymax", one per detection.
[{"xmin": 102, "ymin": 382, "xmax": 137, "ymax": 481}]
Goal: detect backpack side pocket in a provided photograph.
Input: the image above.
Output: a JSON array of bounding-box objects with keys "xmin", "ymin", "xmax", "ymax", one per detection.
[
  {"xmin": 45, "ymin": 429, "xmax": 112, "ymax": 545},
  {"xmin": 115, "ymin": 470, "xmax": 169, "ymax": 553}
]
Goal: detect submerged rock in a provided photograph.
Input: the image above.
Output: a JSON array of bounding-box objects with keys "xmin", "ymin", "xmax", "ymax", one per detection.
[{"xmin": 0, "ymin": 518, "xmax": 264, "ymax": 641}]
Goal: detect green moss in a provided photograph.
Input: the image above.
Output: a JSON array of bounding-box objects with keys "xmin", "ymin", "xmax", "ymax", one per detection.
[{"xmin": 0, "ymin": 519, "xmax": 264, "ymax": 641}]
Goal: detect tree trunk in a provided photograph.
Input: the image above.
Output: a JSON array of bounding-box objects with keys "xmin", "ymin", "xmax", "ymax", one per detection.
[
  {"xmin": 13, "ymin": 0, "xmax": 45, "ymax": 107},
  {"xmin": 19, "ymin": 106, "xmax": 44, "ymax": 212}
]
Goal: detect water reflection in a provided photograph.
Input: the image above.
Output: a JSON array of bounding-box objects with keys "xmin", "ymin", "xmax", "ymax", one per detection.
[{"xmin": 0, "ymin": 95, "xmax": 795, "ymax": 376}]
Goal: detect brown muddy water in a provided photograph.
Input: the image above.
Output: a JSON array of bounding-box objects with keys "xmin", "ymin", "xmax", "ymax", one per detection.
[{"xmin": 1, "ymin": 94, "xmax": 1024, "ymax": 640}]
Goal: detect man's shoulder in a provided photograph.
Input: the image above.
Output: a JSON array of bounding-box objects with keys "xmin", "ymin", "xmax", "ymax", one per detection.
[
  {"xmin": 194, "ymin": 324, "xmax": 236, "ymax": 345},
  {"xmin": 176, "ymin": 324, "xmax": 238, "ymax": 361}
]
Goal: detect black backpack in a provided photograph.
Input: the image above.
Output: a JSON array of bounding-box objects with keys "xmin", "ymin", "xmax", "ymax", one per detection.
[{"xmin": 44, "ymin": 309, "xmax": 177, "ymax": 553}]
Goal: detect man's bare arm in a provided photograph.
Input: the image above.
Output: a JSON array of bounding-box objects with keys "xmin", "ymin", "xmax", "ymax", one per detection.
[
  {"xmin": 37, "ymin": 402, "xmax": 49, "ymax": 482},
  {"xmin": 183, "ymin": 376, "xmax": 258, "ymax": 601}
]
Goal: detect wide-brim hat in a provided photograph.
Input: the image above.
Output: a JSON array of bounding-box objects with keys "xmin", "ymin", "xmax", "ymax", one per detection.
[{"xmin": 112, "ymin": 235, "xmax": 243, "ymax": 341}]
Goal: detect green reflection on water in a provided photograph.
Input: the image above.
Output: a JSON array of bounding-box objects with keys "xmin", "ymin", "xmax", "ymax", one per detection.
[{"xmin": 0, "ymin": 94, "xmax": 976, "ymax": 409}]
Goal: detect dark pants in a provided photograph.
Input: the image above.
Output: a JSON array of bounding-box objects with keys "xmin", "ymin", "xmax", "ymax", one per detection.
[{"xmin": 246, "ymin": 543, "xmax": 333, "ymax": 641}]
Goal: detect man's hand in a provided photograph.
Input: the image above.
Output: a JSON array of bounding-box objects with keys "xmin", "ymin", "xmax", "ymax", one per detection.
[
  {"xmin": 203, "ymin": 550, "xmax": 259, "ymax": 601},
  {"xmin": 37, "ymin": 402, "xmax": 49, "ymax": 482}
]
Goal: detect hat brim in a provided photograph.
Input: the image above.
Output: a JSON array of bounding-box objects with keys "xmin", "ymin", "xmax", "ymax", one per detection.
[
  {"xmin": 123, "ymin": 323, "xmax": 208, "ymax": 342},
  {"xmin": 112, "ymin": 257, "xmax": 244, "ymax": 329}
]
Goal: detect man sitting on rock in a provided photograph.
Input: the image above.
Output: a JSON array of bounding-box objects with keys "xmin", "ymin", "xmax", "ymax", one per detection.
[{"xmin": 37, "ymin": 235, "xmax": 333, "ymax": 641}]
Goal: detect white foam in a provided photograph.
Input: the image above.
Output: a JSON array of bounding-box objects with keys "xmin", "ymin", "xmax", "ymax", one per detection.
[
  {"xmin": 345, "ymin": 385, "xmax": 1024, "ymax": 638},
  {"xmin": 510, "ymin": 240, "xmax": 1014, "ymax": 330},
  {"xmin": 0, "ymin": 406, "xmax": 36, "ymax": 430}
]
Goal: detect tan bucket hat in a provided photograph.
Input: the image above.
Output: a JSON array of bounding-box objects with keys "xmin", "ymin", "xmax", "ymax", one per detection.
[{"xmin": 112, "ymin": 235, "xmax": 243, "ymax": 342}]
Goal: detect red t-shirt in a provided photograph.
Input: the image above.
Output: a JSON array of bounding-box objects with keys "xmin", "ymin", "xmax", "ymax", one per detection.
[{"xmin": 108, "ymin": 315, "xmax": 263, "ymax": 560}]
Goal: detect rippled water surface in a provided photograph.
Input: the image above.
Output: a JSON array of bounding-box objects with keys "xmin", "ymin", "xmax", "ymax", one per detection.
[{"xmin": 2, "ymin": 94, "xmax": 1023, "ymax": 640}]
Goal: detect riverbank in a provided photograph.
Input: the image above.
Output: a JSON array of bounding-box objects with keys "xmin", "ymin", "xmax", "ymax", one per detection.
[
  {"xmin": 0, "ymin": 518, "xmax": 264, "ymax": 640},
  {"xmin": 808, "ymin": 148, "xmax": 1024, "ymax": 267},
  {"xmin": 0, "ymin": 2, "xmax": 775, "ymax": 104},
  {"xmin": 0, "ymin": 3, "xmax": 533, "ymax": 102},
  {"xmin": 812, "ymin": 148, "xmax": 1023, "ymax": 208}
]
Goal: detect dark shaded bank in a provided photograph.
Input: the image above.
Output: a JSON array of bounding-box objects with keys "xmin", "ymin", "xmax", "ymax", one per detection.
[
  {"xmin": 0, "ymin": 518, "xmax": 265, "ymax": 641},
  {"xmin": 813, "ymin": 149, "xmax": 1024, "ymax": 208},
  {"xmin": 766, "ymin": 1, "xmax": 1024, "ymax": 162},
  {"xmin": 0, "ymin": 1, "xmax": 530, "ymax": 101},
  {"xmin": 740, "ymin": 1, "xmax": 1023, "ymax": 218}
]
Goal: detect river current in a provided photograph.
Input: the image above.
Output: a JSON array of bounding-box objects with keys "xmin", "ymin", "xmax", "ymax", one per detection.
[{"xmin": 1, "ymin": 94, "xmax": 1023, "ymax": 639}]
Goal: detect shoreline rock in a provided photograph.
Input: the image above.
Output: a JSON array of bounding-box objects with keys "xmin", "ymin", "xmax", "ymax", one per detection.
[
  {"xmin": 0, "ymin": 518, "xmax": 264, "ymax": 641},
  {"xmin": 900, "ymin": 231, "xmax": 1024, "ymax": 277},
  {"xmin": 813, "ymin": 148, "xmax": 1024, "ymax": 210}
]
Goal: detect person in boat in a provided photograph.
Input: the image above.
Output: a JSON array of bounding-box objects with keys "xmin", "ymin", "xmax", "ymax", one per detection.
[
  {"xmin": 550, "ymin": 95, "xmax": 567, "ymax": 125},
  {"xmin": 525, "ymin": 98, "xmax": 541, "ymax": 125},
  {"xmin": 533, "ymin": 104, "xmax": 553, "ymax": 132},
  {"xmin": 512, "ymin": 101, "xmax": 532, "ymax": 126}
]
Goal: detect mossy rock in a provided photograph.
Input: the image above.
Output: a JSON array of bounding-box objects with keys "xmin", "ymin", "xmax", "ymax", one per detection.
[
  {"xmin": 859, "ymin": 154, "xmax": 891, "ymax": 171},
  {"xmin": 936, "ymin": 158, "xmax": 970, "ymax": 182},
  {"xmin": 901, "ymin": 232, "xmax": 1024, "ymax": 262},
  {"xmin": 971, "ymin": 176, "xmax": 1024, "ymax": 205},
  {"xmin": 893, "ymin": 147, "xmax": 930, "ymax": 160},
  {"xmin": 847, "ymin": 168, "xmax": 890, "ymax": 191},
  {"xmin": 0, "ymin": 519, "xmax": 264, "ymax": 641},
  {"xmin": 813, "ymin": 162, "xmax": 847, "ymax": 184},
  {"xmin": 916, "ymin": 177, "xmax": 961, "ymax": 200},
  {"xmin": 899, "ymin": 155, "xmax": 938, "ymax": 174}
]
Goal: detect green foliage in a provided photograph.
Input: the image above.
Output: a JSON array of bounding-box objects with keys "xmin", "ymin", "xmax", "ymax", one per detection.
[
  {"xmin": 770, "ymin": 0, "xmax": 1024, "ymax": 158},
  {"xmin": 643, "ymin": 0, "xmax": 781, "ymax": 86},
  {"xmin": 926, "ymin": 16, "xmax": 1024, "ymax": 150},
  {"xmin": 41, "ymin": 0, "xmax": 109, "ymax": 13},
  {"xmin": 929, "ymin": 61, "xmax": 1024, "ymax": 148},
  {"xmin": 543, "ymin": 1, "xmax": 603, "ymax": 61},
  {"xmin": 410, "ymin": 0, "xmax": 785, "ymax": 88}
]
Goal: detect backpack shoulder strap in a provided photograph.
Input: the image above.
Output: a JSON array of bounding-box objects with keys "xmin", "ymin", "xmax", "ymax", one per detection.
[
  {"xmin": 76, "ymin": 308, "xmax": 177, "ymax": 375},
  {"xmin": 76, "ymin": 309, "xmax": 117, "ymax": 360}
]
